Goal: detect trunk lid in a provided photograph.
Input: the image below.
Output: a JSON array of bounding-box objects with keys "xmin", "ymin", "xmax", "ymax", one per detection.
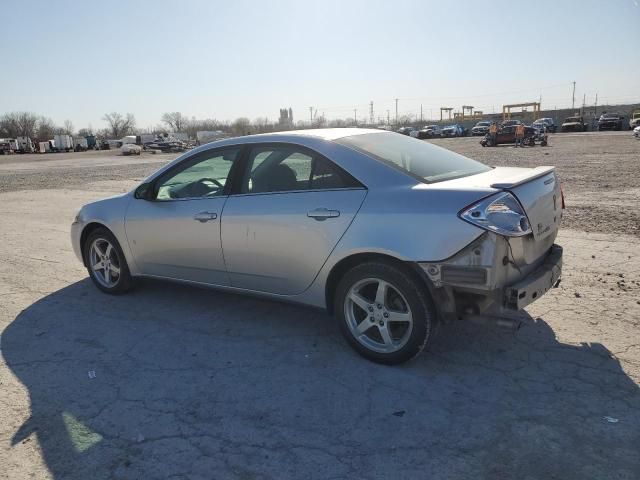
[
  {"xmin": 434, "ymin": 166, "xmax": 562, "ymax": 241},
  {"xmin": 489, "ymin": 166, "xmax": 561, "ymax": 241}
]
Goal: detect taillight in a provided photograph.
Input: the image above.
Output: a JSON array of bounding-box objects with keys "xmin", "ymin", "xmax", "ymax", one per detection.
[{"xmin": 459, "ymin": 192, "xmax": 532, "ymax": 237}]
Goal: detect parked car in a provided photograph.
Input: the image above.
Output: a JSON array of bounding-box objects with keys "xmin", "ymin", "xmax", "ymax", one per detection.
[
  {"xmin": 532, "ymin": 118, "xmax": 557, "ymax": 133},
  {"xmin": 560, "ymin": 116, "xmax": 587, "ymax": 132},
  {"xmin": 0, "ymin": 138, "xmax": 18, "ymax": 154},
  {"xmin": 121, "ymin": 144, "xmax": 142, "ymax": 155},
  {"xmin": 396, "ymin": 126, "xmax": 417, "ymax": 136},
  {"xmin": 410, "ymin": 125, "xmax": 442, "ymax": 139},
  {"xmin": 598, "ymin": 113, "xmax": 624, "ymax": 131},
  {"xmin": 634, "ymin": 125, "xmax": 640, "ymax": 138},
  {"xmin": 471, "ymin": 121, "xmax": 491, "ymax": 136},
  {"xmin": 480, "ymin": 125, "xmax": 542, "ymax": 146},
  {"xmin": 629, "ymin": 110, "xmax": 640, "ymax": 130},
  {"xmin": 441, "ymin": 124, "xmax": 466, "ymax": 137},
  {"xmin": 71, "ymin": 129, "xmax": 563, "ymax": 364},
  {"xmin": 501, "ymin": 119, "xmax": 522, "ymax": 128}
]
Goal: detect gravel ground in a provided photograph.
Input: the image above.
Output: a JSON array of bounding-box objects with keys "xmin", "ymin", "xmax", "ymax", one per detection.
[{"xmin": 1, "ymin": 132, "xmax": 639, "ymax": 479}]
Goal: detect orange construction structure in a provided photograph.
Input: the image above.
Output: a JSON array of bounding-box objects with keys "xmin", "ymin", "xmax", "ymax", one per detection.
[
  {"xmin": 502, "ymin": 102, "xmax": 541, "ymax": 121},
  {"xmin": 440, "ymin": 107, "xmax": 453, "ymax": 122}
]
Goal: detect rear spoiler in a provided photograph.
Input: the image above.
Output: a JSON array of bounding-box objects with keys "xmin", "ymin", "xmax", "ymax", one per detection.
[{"xmin": 490, "ymin": 166, "xmax": 555, "ymax": 189}]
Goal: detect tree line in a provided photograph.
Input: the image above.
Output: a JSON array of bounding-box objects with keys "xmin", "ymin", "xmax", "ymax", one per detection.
[{"xmin": 0, "ymin": 110, "xmax": 366, "ymax": 142}]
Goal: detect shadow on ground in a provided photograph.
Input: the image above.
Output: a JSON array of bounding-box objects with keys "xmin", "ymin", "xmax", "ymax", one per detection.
[{"xmin": 3, "ymin": 279, "xmax": 639, "ymax": 479}]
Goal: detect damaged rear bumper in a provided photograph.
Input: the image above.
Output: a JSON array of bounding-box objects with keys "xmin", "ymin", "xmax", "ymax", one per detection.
[
  {"xmin": 504, "ymin": 244, "xmax": 562, "ymax": 310},
  {"xmin": 418, "ymin": 232, "xmax": 562, "ymax": 318}
]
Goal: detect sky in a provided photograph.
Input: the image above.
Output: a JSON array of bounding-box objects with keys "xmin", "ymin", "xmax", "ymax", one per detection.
[{"xmin": 1, "ymin": 0, "xmax": 639, "ymax": 130}]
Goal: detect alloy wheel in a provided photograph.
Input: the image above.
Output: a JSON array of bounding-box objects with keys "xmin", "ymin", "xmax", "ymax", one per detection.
[
  {"xmin": 344, "ymin": 278, "xmax": 413, "ymax": 354},
  {"xmin": 89, "ymin": 238, "xmax": 121, "ymax": 288}
]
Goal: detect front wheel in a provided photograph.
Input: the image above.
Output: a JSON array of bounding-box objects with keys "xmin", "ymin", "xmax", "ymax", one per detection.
[
  {"xmin": 84, "ymin": 228, "xmax": 133, "ymax": 294},
  {"xmin": 335, "ymin": 261, "xmax": 435, "ymax": 365}
]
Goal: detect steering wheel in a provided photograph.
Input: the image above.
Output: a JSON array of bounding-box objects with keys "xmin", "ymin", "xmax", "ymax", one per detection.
[{"xmin": 198, "ymin": 177, "xmax": 224, "ymax": 189}]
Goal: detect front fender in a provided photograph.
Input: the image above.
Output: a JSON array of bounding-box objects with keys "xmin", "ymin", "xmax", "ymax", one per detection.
[{"xmin": 72, "ymin": 193, "xmax": 140, "ymax": 275}]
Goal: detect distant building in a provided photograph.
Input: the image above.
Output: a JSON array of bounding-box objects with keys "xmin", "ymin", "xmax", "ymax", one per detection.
[{"xmin": 279, "ymin": 107, "xmax": 293, "ymax": 127}]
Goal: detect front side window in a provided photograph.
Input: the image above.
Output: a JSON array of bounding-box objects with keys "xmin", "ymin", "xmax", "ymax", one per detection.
[
  {"xmin": 242, "ymin": 145, "xmax": 360, "ymax": 193},
  {"xmin": 155, "ymin": 148, "xmax": 240, "ymax": 200},
  {"xmin": 337, "ymin": 132, "xmax": 490, "ymax": 184}
]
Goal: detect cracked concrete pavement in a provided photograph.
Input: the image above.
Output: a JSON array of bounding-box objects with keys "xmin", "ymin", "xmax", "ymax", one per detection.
[{"xmin": 1, "ymin": 135, "xmax": 639, "ymax": 479}]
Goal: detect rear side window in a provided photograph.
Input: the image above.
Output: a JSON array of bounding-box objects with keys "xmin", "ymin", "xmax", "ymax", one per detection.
[
  {"xmin": 337, "ymin": 132, "xmax": 490, "ymax": 184},
  {"xmin": 242, "ymin": 145, "xmax": 361, "ymax": 193}
]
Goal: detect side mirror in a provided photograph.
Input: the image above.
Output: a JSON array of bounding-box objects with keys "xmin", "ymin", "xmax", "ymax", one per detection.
[{"xmin": 134, "ymin": 182, "xmax": 154, "ymax": 200}]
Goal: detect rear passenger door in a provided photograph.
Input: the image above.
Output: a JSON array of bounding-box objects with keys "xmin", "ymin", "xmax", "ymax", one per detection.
[{"xmin": 221, "ymin": 144, "xmax": 367, "ymax": 295}]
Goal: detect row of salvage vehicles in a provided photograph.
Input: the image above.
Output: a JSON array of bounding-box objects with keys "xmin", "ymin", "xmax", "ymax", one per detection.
[{"xmin": 0, "ymin": 134, "xmax": 99, "ymax": 154}]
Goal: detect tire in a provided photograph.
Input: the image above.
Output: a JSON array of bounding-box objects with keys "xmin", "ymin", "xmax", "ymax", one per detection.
[
  {"xmin": 83, "ymin": 227, "xmax": 133, "ymax": 294},
  {"xmin": 335, "ymin": 261, "xmax": 435, "ymax": 365}
]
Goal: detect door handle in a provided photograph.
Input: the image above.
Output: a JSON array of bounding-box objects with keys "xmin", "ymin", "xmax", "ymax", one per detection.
[
  {"xmin": 307, "ymin": 208, "xmax": 340, "ymax": 221},
  {"xmin": 193, "ymin": 211, "xmax": 218, "ymax": 223}
]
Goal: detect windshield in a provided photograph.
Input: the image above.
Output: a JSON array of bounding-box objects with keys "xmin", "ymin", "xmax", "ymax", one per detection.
[
  {"xmin": 602, "ymin": 114, "xmax": 619, "ymax": 119},
  {"xmin": 565, "ymin": 117, "xmax": 580, "ymax": 122},
  {"xmin": 476, "ymin": 122, "xmax": 490, "ymax": 126},
  {"xmin": 337, "ymin": 132, "xmax": 490, "ymax": 184}
]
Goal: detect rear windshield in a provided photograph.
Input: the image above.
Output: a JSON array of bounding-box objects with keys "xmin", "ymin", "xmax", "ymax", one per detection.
[{"xmin": 337, "ymin": 132, "xmax": 491, "ymax": 184}]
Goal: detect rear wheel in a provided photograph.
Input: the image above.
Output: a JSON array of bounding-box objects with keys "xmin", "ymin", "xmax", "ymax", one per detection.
[
  {"xmin": 335, "ymin": 261, "xmax": 435, "ymax": 364},
  {"xmin": 84, "ymin": 228, "xmax": 133, "ymax": 294}
]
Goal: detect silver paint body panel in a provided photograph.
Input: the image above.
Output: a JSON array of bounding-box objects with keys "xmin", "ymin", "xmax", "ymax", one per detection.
[{"xmin": 71, "ymin": 128, "xmax": 561, "ymax": 311}]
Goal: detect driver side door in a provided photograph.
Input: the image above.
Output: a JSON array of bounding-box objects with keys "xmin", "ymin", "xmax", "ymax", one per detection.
[{"xmin": 124, "ymin": 146, "xmax": 242, "ymax": 285}]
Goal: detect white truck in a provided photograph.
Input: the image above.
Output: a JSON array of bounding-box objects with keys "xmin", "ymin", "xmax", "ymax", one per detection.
[
  {"xmin": 54, "ymin": 134, "xmax": 73, "ymax": 152},
  {"xmin": 38, "ymin": 141, "xmax": 53, "ymax": 153},
  {"xmin": 73, "ymin": 137, "xmax": 89, "ymax": 151},
  {"xmin": 16, "ymin": 136, "xmax": 35, "ymax": 153}
]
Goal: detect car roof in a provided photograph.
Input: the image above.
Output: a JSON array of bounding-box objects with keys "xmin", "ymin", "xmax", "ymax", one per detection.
[
  {"xmin": 185, "ymin": 128, "xmax": 389, "ymax": 153},
  {"xmin": 258, "ymin": 128, "xmax": 383, "ymax": 141}
]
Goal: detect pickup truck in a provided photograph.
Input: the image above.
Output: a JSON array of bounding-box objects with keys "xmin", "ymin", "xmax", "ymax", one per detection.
[
  {"xmin": 629, "ymin": 110, "xmax": 640, "ymax": 130},
  {"xmin": 598, "ymin": 113, "xmax": 624, "ymax": 131},
  {"xmin": 561, "ymin": 116, "xmax": 587, "ymax": 132}
]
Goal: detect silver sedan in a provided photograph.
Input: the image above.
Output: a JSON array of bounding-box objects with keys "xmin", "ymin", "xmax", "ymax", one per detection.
[{"xmin": 71, "ymin": 128, "xmax": 563, "ymax": 364}]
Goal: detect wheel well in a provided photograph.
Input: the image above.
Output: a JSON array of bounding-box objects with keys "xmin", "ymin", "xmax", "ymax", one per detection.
[
  {"xmin": 79, "ymin": 222, "xmax": 109, "ymax": 267},
  {"xmin": 324, "ymin": 252, "xmax": 433, "ymax": 314}
]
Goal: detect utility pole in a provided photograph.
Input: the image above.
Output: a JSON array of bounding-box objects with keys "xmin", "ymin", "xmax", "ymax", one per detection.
[
  {"xmin": 387, "ymin": 110, "xmax": 390, "ymax": 125},
  {"xmin": 354, "ymin": 109, "xmax": 357, "ymax": 126},
  {"xmin": 395, "ymin": 98, "xmax": 398, "ymax": 125},
  {"xmin": 309, "ymin": 106, "xmax": 313, "ymax": 126},
  {"xmin": 370, "ymin": 101, "xmax": 374, "ymax": 125},
  {"xmin": 420, "ymin": 104, "xmax": 423, "ymax": 122},
  {"xmin": 594, "ymin": 93, "xmax": 598, "ymax": 117},
  {"xmin": 582, "ymin": 93, "xmax": 586, "ymax": 116},
  {"xmin": 571, "ymin": 81, "xmax": 576, "ymax": 110}
]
